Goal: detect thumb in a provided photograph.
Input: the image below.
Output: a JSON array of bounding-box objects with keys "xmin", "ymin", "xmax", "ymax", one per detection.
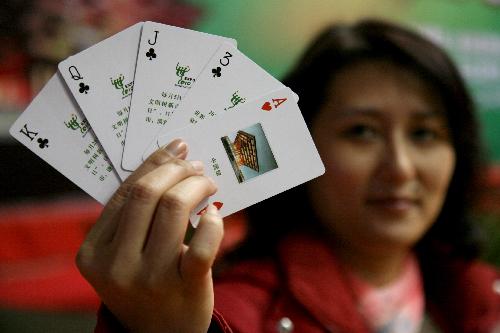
[{"xmin": 180, "ymin": 204, "xmax": 224, "ymax": 282}]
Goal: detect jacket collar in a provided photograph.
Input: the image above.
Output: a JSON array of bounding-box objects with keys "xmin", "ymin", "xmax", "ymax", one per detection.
[{"xmin": 277, "ymin": 233, "xmax": 371, "ymax": 333}]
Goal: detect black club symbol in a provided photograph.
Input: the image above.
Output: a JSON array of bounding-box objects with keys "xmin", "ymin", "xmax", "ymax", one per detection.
[
  {"xmin": 79, "ymin": 82, "xmax": 89, "ymax": 94},
  {"xmin": 146, "ymin": 48, "xmax": 157, "ymax": 60},
  {"xmin": 212, "ymin": 66, "xmax": 221, "ymax": 77},
  {"xmin": 37, "ymin": 138, "xmax": 49, "ymax": 149}
]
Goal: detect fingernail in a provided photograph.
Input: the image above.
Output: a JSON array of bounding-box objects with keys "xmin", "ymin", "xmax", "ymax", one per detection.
[
  {"xmin": 164, "ymin": 138, "xmax": 187, "ymax": 157},
  {"xmin": 207, "ymin": 203, "xmax": 221, "ymax": 216},
  {"xmin": 189, "ymin": 160, "xmax": 204, "ymax": 173}
]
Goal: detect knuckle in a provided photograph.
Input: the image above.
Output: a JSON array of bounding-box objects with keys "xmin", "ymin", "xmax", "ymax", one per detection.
[
  {"xmin": 202, "ymin": 211, "xmax": 223, "ymax": 229},
  {"xmin": 195, "ymin": 176, "xmax": 218, "ymax": 196},
  {"xmin": 75, "ymin": 246, "xmax": 93, "ymax": 275},
  {"xmin": 184, "ymin": 247, "xmax": 214, "ymax": 280},
  {"xmin": 204, "ymin": 177, "xmax": 218, "ymax": 193},
  {"xmin": 192, "ymin": 247, "xmax": 213, "ymax": 265},
  {"xmin": 159, "ymin": 191, "xmax": 187, "ymax": 212},
  {"xmin": 104, "ymin": 260, "xmax": 133, "ymax": 290},
  {"xmin": 191, "ymin": 175, "xmax": 215, "ymax": 189},
  {"xmin": 75, "ymin": 245, "xmax": 142, "ymax": 295},
  {"xmin": 147, "ymin": 149, "xmax": 174, "ymax": 167},
  {"xmin": 170, "ymin": 158, "xmax": 194, "ymax": 174},
  {"xmin": 135, "ymin": 272, "xmax": 162, "ymax": 296},
  {"xmin": 75, "ymin": 244, "xmax": 104, "ymax": 285},
  {"xmin": 148, "ymin": 155, "xmax": 195, "ymax": 178},
  {"xmin": 105, "ymin": 274, "xmax": 130, "ymax": 293},
  {"xmin": 109, "ymin": 182, "xmax": 133, "ymax": 206},
  {"xmin": 129, "ymin": 180, "xmax": 162, "ymax": 202}
]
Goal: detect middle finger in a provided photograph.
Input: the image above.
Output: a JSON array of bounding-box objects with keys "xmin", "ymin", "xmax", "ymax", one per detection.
[{"xmin": 112, "ymin": 158, "xmax": 204, "ymax": 256}]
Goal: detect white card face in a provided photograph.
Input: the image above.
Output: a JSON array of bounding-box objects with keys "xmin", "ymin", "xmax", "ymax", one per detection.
[
  {"xmin": 58, "ymin": 22, "xmax": 143, "ymax": 180},
  {"xmin": 122, "ymin": 21, "xmax": 236, "ymax": 171},
  {"xmin": 141, "ymin": 42, "xmax": 295, "ymax": 161},
  {"xmin": 153, "ymin": 42, "xmax": 289, "ymax": 133},
  {"xmin": 156, "ymin": 87, "xmax": 324, "ymax": 226},
  {"xmin": 9, "ymin": 74, "xmax": 121, "ymax": 204}
]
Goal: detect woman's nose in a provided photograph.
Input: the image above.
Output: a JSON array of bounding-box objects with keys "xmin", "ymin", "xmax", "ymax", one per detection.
[{"xmin": 378, "ymin": 135, "xmax": 417, "ymax": 184}]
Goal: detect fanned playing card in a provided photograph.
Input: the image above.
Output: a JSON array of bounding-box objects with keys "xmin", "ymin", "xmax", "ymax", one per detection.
[
  {"xmin": 122, "ymin": 21, "xmax": 237, "ymax": 171},
  {"xmin": 58, "ymin": 22, "xmax": 143, "ymax": 180},
  {"xmin": 9, "ymin": 74, "xmax": 121, "ymax": 204},
  {"xmin": 141, "ymin": 42, "xmax": 298, "ymax": 160},
  {"xmin": 10, "ymin": 21, "xmax": 325, "ymax": 224},
  {"xmin": 155, "ymin": 87, "xmax": 324, "ymax": 226}
]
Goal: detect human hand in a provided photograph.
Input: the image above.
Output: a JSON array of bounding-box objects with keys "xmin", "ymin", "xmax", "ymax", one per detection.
[{"xmin": 76, "ymin": 139, "xmax": 224, "ymax": 333}]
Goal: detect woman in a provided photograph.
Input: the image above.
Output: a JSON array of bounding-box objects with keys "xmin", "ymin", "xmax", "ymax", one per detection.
[{"xmin": 78, "ymin": 20, "xmax": 500, "ymax": 333}]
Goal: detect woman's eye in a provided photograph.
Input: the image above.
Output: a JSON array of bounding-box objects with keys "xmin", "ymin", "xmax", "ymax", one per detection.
[
  {"xmin": 411, "ymin": 127, "xmax": 440, "ymax": 142},
  {"xmin": 345, "ymin": 124, "xmax": 378, "ymax": 140}
]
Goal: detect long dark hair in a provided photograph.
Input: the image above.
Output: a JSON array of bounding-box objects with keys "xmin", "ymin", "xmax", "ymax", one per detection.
[{"xmin": 231, "ymin": 19, "xmax": 483, "ymax": 264}]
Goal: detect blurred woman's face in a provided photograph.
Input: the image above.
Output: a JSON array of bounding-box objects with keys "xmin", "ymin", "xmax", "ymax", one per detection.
[{"xmin": 308, "ymin": 60, "xmax": 455, "ymax": 253}]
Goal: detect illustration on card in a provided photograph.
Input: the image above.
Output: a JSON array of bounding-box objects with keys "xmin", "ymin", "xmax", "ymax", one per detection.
[{"xmin": 221, "ymin": 123, "xmax": 277, "ymax": 183}]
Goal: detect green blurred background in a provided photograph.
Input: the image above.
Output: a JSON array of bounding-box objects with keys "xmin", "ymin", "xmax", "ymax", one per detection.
[
  {"xmin": 186, "ymin": 0, "xmax": 500, "ymax": 161},
  {"xmin": 0, "ymin": 1, "xmax": 499, "ymax": 332}
]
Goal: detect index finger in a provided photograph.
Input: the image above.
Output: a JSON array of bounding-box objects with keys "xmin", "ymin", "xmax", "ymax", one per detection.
[
  {"xmin": 84, "ymin": 139, "xmax": 188, "ymax": 244},
  {"xmin": 106, "ymin": 138, "xmax": 188, "ymax": 214}
]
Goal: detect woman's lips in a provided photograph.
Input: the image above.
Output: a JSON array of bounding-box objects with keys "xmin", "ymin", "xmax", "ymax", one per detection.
[{"xmin": 366, "ymin": 197, "xmax": 419, "ymax": 213}]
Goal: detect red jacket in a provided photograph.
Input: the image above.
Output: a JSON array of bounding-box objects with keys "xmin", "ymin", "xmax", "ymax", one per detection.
[{"xmin": 96, "ymin": 233, "xmax": 500, "ymax": 333}]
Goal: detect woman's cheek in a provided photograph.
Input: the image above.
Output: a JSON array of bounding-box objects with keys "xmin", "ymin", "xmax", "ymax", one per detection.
[
  {"xmin": 318, "ymin": 145, "xmax": 372, "ymax": 205},
  {"xmin": 418, "ymin": 146, "xmax": 456, "ymax": 220}
]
